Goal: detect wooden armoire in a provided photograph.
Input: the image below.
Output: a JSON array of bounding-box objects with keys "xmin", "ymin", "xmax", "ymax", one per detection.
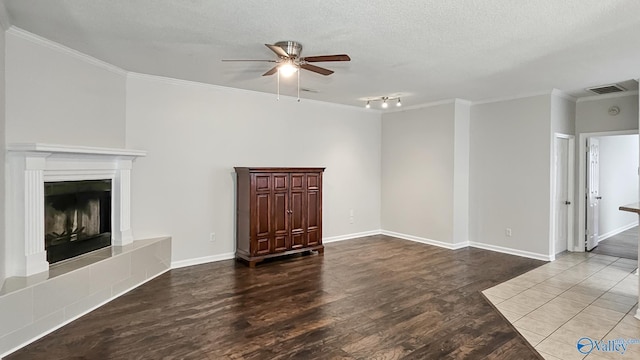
[{"xmin": 234, "ymin": 167, "xmax": 325, "ymax": 267}]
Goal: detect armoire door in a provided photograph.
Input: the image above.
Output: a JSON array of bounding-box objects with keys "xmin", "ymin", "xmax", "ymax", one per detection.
[
  {"xmin": 253, "ymin": 174, "xmax": 272, "ymax": 255},
  {"xmin": 272, "ymin": 173, "xmax": 290, "ymax": 252},
  {"xmin": 290, "ymin": 173, "xmax": 306, "ymax": 249},
  {"xmin": 306, "ymin": 172, "xmax": 322, "ymax": 246}
]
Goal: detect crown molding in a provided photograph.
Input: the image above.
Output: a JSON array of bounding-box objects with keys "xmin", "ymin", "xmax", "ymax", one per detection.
[
  {"xmin": 454, "ymin": 98, "xmax": 473, "ymax": 107},
  {"xmin": 382, "ymin": 98, "xmax": 456, "ymax": 113},
  {"xmin": 471, "ymin": 90, "xmax": 554, "ymax": 105},
  {"xmin": 551, "ymin": 89, "xmax": 577, "ymax": 102},
  {"xmin": 6, "ymin": 26, "xmax": 127, "ymax": 76},
  {"xmin": 127, "ymin": 72, "xmax": 379, "ymax": 113},
  {"xmin": 575, "ymin": 90, "xmax": 639, "ymax": 103}
]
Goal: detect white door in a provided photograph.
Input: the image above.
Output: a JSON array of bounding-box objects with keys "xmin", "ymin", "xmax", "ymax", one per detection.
[
  {"xmin": 586, "ymin": 137, "xmax": 600, "ymax": 251},
  {"xmin": 554, "ymin": 137, "xmax": 570, "ymax": 254}
]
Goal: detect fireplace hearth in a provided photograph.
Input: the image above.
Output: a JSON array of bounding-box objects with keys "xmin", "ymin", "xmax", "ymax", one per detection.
[{"xmin": 45, "ymin": 179, "xmax": 112, "ymax": 264}]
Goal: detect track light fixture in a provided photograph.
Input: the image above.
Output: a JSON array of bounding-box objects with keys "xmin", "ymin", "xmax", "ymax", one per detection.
[{"xmin": 364, "ymin": 96, "xmax": 403, "ymax": 109}]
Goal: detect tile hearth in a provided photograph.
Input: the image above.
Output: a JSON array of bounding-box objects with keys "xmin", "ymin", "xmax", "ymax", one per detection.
[
  {"xmin": 0, "ymin": 237, "xmax": 171, "ymax": 357},
  {"xmin": 483, "ymin": 252, "xmax": 639, "ymax": 360}
]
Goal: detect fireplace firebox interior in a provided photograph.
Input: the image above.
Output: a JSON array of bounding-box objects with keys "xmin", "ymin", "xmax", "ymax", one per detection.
[{"xmin": 44, "ymin": 179, "xmax": 112, "ymax": 264}]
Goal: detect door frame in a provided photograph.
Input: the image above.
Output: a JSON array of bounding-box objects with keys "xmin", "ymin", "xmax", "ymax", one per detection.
[
  {"xmin": 551, "ymin": 133, "xmax": 575, "ymax": 256},
  {"xmin": 577, "ymin": 130, "xmax": 638, "ymax": 252}
]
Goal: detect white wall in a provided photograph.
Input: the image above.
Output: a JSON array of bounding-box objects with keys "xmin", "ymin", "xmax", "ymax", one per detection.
[
  {"xmin": 469, "ymin": 95, "xmax": 552, "ymax": 257},
  {"xmin": 125, "ymin": 74, "xmax": 382, "ymax": 263},
  {"xmin": 596, "ymin": 134, "xmax": 639, "ymax": 239},
  {"xmin": 381, "ymin": 103, "xmax": 456, "ymax": 244},
  {"xmin": 576, "ymin": 94, "xmax": 639, "ymax": 134},
  {"xmin": 4, "ymin": 29, "xmax": 126, "ymax": 147},
  {"xmin": 0, "ymin": 24, "xmax": 7, "ymax": 284}
]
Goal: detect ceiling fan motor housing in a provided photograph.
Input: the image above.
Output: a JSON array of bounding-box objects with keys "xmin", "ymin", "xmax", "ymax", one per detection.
[{"xmin": 275, "ymin": 41, "xmax": 302, "ymax": 58}]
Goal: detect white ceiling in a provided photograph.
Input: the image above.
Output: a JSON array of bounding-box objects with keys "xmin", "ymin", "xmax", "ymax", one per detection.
[{"xmin": 3, "ymin": 0, "xmax": 640, "ymax": 108}]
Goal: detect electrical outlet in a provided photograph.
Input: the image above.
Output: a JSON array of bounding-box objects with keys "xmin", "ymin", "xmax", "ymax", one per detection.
[
  {"xmin": 210, "ymin": 232, "xmax": 216, "ymax": 242},
  {"xmin": 505, "ymin": 228, "xmax": 512, "ymax": 237}
]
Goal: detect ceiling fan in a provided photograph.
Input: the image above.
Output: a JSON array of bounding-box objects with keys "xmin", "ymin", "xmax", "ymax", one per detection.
[{"xmin": 222, "ymin": 41, "xmax": 351, "ymax": 77}]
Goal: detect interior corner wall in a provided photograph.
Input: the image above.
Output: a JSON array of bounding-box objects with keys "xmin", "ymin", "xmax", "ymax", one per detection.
[
  {"xmin": 124, "ymin": 74, "xmax": 382, "ymax": 263},
  {"xmin": 0, "ymin": 26, "xmax": 7, "ymax": 284},
  {"xmin": 596, "ymin": 135, "xmax": 639, "ymax": 239},
  {"xmin": 381, "ymin": 103, "xmax": 456, "ymax": 244},
  {"xmin": 4, "ymin": 29, "xmax": 126, "ymax": 147},
  {"xmin": 551, "ymin": 95, "xmax": 576, "ymax": 136},
  {"xmin": 469, "ymin": 95, "xmax": 552, "ymax": 257},
  {"xmin": 453, "ymin": 100, "xmax": 470, "ymax": 245}
]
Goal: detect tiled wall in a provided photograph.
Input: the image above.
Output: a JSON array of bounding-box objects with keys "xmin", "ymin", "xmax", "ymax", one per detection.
[{"xmin": 0, "ymin": 237, "xmax": 171, "ymax": 357}]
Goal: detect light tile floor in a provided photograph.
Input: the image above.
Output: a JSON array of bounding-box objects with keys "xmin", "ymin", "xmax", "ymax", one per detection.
[{"xmin": 483, "ymin": 252, "xmax": 640, "ymax": 360}]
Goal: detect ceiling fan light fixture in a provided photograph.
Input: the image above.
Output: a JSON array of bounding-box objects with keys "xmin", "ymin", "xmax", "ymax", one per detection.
[
  {"xmin": 365, "ymin": 101, "xmax": 371, "ymax": 109},
  {"xmin": 278, "ymin": 62, "xmax": 298, "ymax": 77},
  {"xmin": 222, "ymin": 41, "xmax": 351, "ymax": 101},
  {"xmin": 396, "ymin": 98, "xmax": 402, "ymax": 107},
  {"xmin": 381, "ymin": 98, "xmax": 388, "ymax": 109}
]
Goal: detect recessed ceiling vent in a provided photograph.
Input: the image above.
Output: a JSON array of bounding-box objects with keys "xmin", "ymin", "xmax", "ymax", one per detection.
[{"xmin": 586, "ymin": 84, "xmax": 627, "ymax": 95}]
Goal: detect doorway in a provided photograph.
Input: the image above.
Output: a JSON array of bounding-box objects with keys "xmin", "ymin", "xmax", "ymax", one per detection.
[
  {"xmin": 578, "ymin": 131, "xmax": 639, "ymax": 259},
  {"xmin": 552, "ymin": 134, "xmax": 575, "ymax": 255}
]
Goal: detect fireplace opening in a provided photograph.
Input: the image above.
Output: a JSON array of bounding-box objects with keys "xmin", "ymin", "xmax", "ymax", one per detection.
[{"xmin": 44, "ymin": 179, "xmax": 112, "ymax": 264}]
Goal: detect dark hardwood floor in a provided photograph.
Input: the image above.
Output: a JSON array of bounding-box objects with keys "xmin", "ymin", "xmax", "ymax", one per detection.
[
  {"xmin": 591, "ymin": 226, "xmax": 638, "ymax": 260},
  {"xmin": 7, "ymin": 235, "xmax": 545, "ymax": 360}
]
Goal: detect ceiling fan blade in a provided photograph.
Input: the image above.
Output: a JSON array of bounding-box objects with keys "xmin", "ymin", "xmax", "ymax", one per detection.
[
  {"xmin": 302, "ymin": 54, "xmax": 351, "ymax": 62},
  {"xmin": 265, "ymin": 44, "xmax": 290, "ymax": 58},
  {"xmin": 300, "ymin": 63, "xmax": 334, "ymax": 76},
  {"xmin": 262, "ymin": 66, "xmax": 279, "ymax": 76},
  {"xmin": 221, "ymin": 59, "xmax": 277, "ymax": 62}
]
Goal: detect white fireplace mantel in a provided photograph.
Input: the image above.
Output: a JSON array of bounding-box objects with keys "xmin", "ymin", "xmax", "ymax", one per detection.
[{"xmin": 6, "ymin": 143, "xmax": 146, "ymax": 277}]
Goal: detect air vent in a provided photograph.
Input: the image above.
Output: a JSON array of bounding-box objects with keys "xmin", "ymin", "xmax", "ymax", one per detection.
[{"xmin": 586, "ymin": 84, "xmax": 627, "ymax": 95}]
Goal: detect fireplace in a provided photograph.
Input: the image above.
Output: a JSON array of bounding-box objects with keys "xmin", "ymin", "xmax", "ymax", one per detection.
[
  {"xmin": 5, "ymin": 143, "xmax": 146, "ymax": 277},
  {"xmin": 45, "ymin": 179, "xmax": 112, "ymax": 264}
]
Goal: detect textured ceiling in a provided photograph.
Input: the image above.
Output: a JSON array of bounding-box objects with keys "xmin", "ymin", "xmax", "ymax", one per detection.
[{"xmin": 3, "ymin": 0, "xmax": 640, "ymax": 107}]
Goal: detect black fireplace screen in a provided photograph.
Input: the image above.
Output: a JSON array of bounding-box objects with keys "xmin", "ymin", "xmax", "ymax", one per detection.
[{"xmin": 44, "ymin": 179, "xmax": 112, "ymax": 264}]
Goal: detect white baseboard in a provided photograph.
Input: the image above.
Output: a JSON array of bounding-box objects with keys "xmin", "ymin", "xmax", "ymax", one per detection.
[
  {"xmin": 170, "ymin": 230, "xmax": 385, "ymax": 269},
  {"xmin": 169, "ymin": 230, "xmax": 554, "ymax": 270},
  {"xmin": 381, "ymin": 230, "xmax": 469, "ymax": 250},
  {"xmin": 468, "ymin": 242, "xmax": 553, "ymax": 262},
  {"xmin": 171, "ymin": 252, "xmax": 235, "ymax": 269},
  {"xmin": 598, "ymin": 221, "xmax": 639, "ymax": 242},
  {"xmin": 323, "ymin": 230, "xmax": 382, "ymax": 243}
]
